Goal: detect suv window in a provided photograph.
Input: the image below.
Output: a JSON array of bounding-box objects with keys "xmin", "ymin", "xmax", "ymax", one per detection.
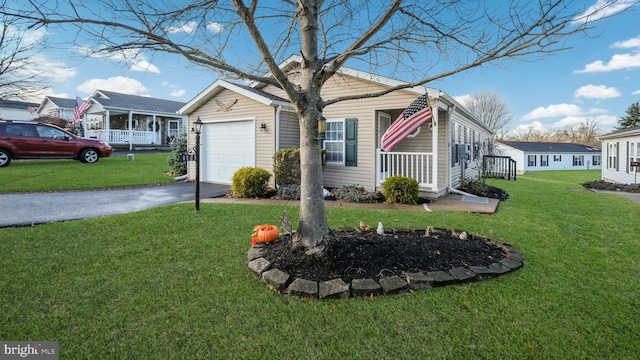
[
  {"xmin": 36, "ymin": 125, "xmax": 68, "ymax": 139},
  {"xmin": 5, "ymin": 124, "xmax": 36, "ymax": 137}
]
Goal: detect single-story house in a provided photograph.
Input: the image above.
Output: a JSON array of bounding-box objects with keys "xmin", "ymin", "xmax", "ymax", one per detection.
[
  {"xmin": 36, "ymin": 96, "xmax": 78, "ymax": 121},
  {"xmin": 179, "ymin": 56, "xmax": 494, "ymax": 199},
  {"xmin": 495, "ymin": 141, "xmax": 602, "ymax": 173},
  {"xmin": 81, "ymin": 90, "xmax": 187, "ymax": 149},
  {"xmin": 0, "ymin": 99, "xmax": 40, "ymax": 121},
  {"xmin": 598, "ymin": 126, "xmax": 640, "ymax": 184}
]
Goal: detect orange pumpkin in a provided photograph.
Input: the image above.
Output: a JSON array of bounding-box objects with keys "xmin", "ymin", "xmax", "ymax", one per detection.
[{"xmin": 253, "ymin": 224, "xmax": 279, "ymax": 243}]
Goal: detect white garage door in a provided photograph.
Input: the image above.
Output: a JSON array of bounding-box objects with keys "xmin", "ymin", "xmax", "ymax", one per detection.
[{"xmin": 202, "ymin": 120, "xmax": 255, "ymax": 184}]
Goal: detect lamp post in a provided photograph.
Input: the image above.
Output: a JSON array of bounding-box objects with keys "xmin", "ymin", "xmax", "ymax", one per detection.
[{"xmin": 193, "ymin": 117, "xmax": 203, "ymax": 212}]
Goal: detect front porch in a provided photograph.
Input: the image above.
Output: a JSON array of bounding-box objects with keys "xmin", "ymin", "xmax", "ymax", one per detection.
[
  {"xmin": 376, "ymin": 149, "xmax": 434, "ymax": 189},
  {"xmin": 85, "ymin": 129, "xmax": 164, "ymax": 146}
]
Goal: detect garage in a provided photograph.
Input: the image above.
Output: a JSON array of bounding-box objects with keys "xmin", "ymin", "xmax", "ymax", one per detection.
[{"xmin": 202, "ymin": 120, "xmax": 255, "ymax": 183}]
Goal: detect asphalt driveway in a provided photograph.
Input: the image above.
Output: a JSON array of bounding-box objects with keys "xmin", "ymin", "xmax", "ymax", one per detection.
[{"xmin": 0, "ymin": 182, "xmax": 230, "ymax": 228}]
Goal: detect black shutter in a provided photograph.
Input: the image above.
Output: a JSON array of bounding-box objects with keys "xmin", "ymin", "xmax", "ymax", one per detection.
[{"xmin": 345, "ymin": 118, "xmax": 357, "ymax": 166}]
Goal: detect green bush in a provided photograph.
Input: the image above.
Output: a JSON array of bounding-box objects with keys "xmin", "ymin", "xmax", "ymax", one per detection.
[
  {"xmin": 166, "ymin": 133, "xmax": 187, "ymax": 177},
  {"xmin": 231, "ymin": 167, "xmax": 272, "ymax": 198},
  {"xmin": 275, "ymin": 184, "xmax": 301, "ymax": 200},
  {"xmin": 273, "ymin": 147, "xmax": 301, "ymax": 185},
  {"xmin": 335, "ymin": 185, "xmax": 383, "ymax": 203},
  {"xmin": 381, "ymin": 176, "xmax": 419, "ymax": 204},
  {"xmin": 458, "ymin": 178, "xmax": 489, "ymax": 197}
]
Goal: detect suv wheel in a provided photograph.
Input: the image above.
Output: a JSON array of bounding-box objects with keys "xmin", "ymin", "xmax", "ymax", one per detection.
[
  {"xmin": 80, "ymin": 148, "xmax": 99, "ymax": 163},
  {"xmin": 0, "ymin": 149, "xmax": 11, "ymax": 167}
]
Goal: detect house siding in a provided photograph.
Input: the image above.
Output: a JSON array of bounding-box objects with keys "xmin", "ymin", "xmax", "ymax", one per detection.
[
  {"xmin": 448, "ymin": 111, "xmax": 493, "ymax": 188},
  {"xmin": 602, "ymin": 136, "xmax": 640, "ymax": 184},
  {"xmin": 495, "ymin": 143, "xmax": 602, "ymax": 173},
  {"xmin": 278, "ymin": 109, "xmax": 300, "ymax": 150},
  {"xmin": 264, "ymin": 73, "xmax": 430, "ymax": 190}
]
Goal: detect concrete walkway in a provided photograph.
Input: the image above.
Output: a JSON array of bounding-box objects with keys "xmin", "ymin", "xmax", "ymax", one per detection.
[{"xmin": 590, "ymin": 189, "xmax": 640, "ymax": 203}]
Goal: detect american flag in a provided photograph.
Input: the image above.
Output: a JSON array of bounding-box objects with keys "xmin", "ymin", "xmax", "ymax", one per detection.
[
  {"xmin": 73, "ymin": 96, "xmax": 91, "ymax": 124},
  {"xmin": 28, "ymin": 106, "xmax": 38, "ymax": 114},
  {"xmin": 380, "ymin": 93, "xmax": 433, "ymax": 152}
]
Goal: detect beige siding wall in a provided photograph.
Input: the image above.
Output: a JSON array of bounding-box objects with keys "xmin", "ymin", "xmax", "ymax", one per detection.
[
  {"xmin": 278, "ymin": 110, "xmax": 300, "ymax": 149},
  {"xmin": 263, "ymin": 74, "xmax": 431, "ymax": 190},
  {"xmin": 186, "ymin": 88, "xmax": 276, "ymax": 181}
]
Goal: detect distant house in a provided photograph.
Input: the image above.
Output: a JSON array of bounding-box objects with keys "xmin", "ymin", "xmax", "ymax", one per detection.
[
  {"xmin": 495, "ymin": 141, "xmax": 602, "ymax": 173},
  {"xmin": 82, "ymin": 90, "xmax": 187, "ymax": 149},
  {"xmin": 179, "ymin": 55, "xmax": 494, "ymax": 199},
  {"xmin": 36, "ymin": 96, "xmax": 77, "ymax": 121},
  {"xmin": 598, "ymin": 126, "xmax": 640, "ymax": 184},
  {"xmin": 0, "ymin": 99, "xmax": 40, "ymax": 121}
]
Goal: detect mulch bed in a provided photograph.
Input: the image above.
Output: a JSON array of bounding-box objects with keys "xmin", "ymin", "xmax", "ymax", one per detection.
[{"xmin": 258, "ymin": 228, "xmax": 507, "ymax": 284}]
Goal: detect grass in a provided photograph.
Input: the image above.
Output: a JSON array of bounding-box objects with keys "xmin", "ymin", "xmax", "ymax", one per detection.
[
  {"xmin": 1, "ymin": 170, "xmax": 639, "ymax": 358},
  {"xmin": 0, "ymin": 152, "xmax": 174, "ymax": 193}
]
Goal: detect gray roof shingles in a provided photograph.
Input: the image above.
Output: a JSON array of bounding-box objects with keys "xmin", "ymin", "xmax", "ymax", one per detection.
[
  {"xmin": 93, "ymin": 90, "xmax": 185, "ymax": 114},
  {"xmin": 500, "ymin": 141, "xmax": 600, "ymax": 153}
]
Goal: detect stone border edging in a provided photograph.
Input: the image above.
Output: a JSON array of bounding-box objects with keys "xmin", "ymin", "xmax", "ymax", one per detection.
[{"xmin": 247, "ymin": 227, "xmax": 523, "ymax": 299}]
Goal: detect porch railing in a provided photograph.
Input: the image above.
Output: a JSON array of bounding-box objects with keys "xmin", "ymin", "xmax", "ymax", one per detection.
[
  {"xmin": 483, "ymin": 155, "xmax": 517, "ymax": 180},
  {"xmin": 376, "ymin": 149, "xmax": 434, "ymax": 188},
  {"xmin": 85, "ymin": 130, "xmax": 156, "ymax": 145}
]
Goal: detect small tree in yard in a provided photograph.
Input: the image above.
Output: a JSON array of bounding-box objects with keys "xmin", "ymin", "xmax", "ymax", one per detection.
[
  {"xmin": 617, "ymin": 102, "xmax": 640, "ymax": 129},
  {"xmin": 3, "ymin": 0, "xmax": 633, "ymax": 252}
]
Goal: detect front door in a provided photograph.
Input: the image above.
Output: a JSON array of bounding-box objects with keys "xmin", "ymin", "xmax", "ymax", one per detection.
[{"xmin": 377, "ymin": 112, "xmax": 392, "ymax": 182}]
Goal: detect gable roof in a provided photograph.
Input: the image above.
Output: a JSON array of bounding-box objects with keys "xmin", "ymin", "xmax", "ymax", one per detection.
[
  {"xmin": 42, "ymin": 96, "xmax": 76, "ymax": 109},
  {"xmin": 91, "ymin": 90, "xmax": 185, "ymax": 114},
  {"xmin": 179, "ymin": 79, "xmax": 290, "ymax": 115},
  {"xmin": 598, "ymin": 125, "xmax": 640, "ymax": 140},
  {"xmin": 499, "ymin": 141, "xmax": 600, "ymax": 153}
]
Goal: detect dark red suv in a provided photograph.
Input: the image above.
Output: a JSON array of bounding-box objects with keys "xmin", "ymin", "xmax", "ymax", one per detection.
[{"xmin": 0, "ymin": 120, "xmax": 113, "ymax": 167}]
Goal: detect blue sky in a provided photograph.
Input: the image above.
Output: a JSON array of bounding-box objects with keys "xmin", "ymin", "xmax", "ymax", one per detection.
[{"xmin": 11, "ymin": 0, "xmax": 640, "ymax": 135}]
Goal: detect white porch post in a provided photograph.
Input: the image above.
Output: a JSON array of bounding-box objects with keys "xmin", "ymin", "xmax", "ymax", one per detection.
[
  {"xmin": 105, "ymin": 110, "xmax": 110, "ymax": 142},
  {"xmin": 153, "ymin": 115, "xmax": 158, "ymax": 144},
  {"xmin": 431, "ymin": 100, "xmax": 439, "ymax": 191},
  {"xmin": 128, "ymin": 110, "xmax": 133, "ymax": 151}
]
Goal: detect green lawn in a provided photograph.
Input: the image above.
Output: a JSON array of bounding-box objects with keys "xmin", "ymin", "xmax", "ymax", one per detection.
[
  {"xmin": 0, "ymin": 152, "xmax": 174, "ymax": 193},
  {"xmin": 1, "ymin": 170, "xmax": 639, "ymax": 359}
]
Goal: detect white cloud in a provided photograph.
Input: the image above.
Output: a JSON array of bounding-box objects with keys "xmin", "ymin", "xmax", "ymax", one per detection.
[
  {"xmin": 14, "ymin": 54, "xmax": 76, "ymax": 81},
  {"xmin": 612, "ymin": 35, "xmax": 640, "ymax": 49},
  {"xmin": 76, "ymin": 76, "xmax": 148, "ymax": 95},
  {"xmin": 575, "ymin": 53, "xmax": 640, "ymax": 73},
  {"xmin": 574, "ymin": 84, "xmax": 621, "ymax": 99},
  {"xmin": 523, "ymin": 103, "xmax": 583, "ymax": 120},
  {"xmin": 453, "ymin": 94, "xmax": 474, "ymax": 106},
  {"xmin": 206, "ymin": 22, "xmax": 224, "ymax": 33},
  {"xmin": 572, "ymin": 0, "xmax": 636, "ymax": 23},
  {"xmin": 170, "ymin": 88, "xmax": 186, "ymax": 97},
  {"xmin": 633, "ymin": 89, "xmax": 640, "ymax": 95},
  {"xmin": 167, "ymin": 21, "xmax": 198, "ymax": 34},
  {"xmin": 130, "ymin": 60, "xmax": 160, "ymax": 74}
]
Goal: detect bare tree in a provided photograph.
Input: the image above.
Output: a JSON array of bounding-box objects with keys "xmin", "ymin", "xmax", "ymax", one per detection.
[
  {"xmin": 461, "ymin": 91, "xmax": 514, "ymax": 139},
  {"xmin": 0, "ymin": 6, "xmax": 49, "ymax": 100},
  {"xmin": 2, "ymin": 0, "xmax": 633, "ymax": 250}
]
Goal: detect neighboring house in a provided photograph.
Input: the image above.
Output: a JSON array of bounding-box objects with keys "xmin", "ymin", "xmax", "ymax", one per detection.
[
  {"xmin": 82, "ymin": 90, "xmax": 187, "ymax": 148},
  {"xmin": 180, "ymin": 56, "xmax": 494, "ymax": 199},
  {"xmin": 36, "ymin": 96, "xmax": 77, "ymax": 121},
  {"xmin": 598, "ymin": 126, "xmax": 640, "ymax": 184},
  {"xmin": 495, "ymin": 141, "xmax": 602, "ymax": 173},
  {"xmin": 0, "ymin": 99, "xmax": 40, "ymax": 121}
]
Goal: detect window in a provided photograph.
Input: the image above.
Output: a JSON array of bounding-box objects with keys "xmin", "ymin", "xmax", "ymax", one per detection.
[
  {"xmin": 540, "ymin": 155, "xmax": 549, "ymax": 167},
  {"xmin": 593, "ymin": 155, "xmax": 601, "ymax": 166},
  {"xmin": 324, "ymin": 120, "xmax": 344, "ymax": 163},
  {"xmin": 528, "ymin": 155, "xmax": 536, "ymax": 167},
  {"xmin": 323, "ymin": 118, "xmax": 357, "ymax": 166},
  {"xmin": 554, "ymin": 155, "xmax": 562, "ymax": 162},
  {"xmin": 573, "ymin": 155, "xmax": 584, "ymax": 166}
]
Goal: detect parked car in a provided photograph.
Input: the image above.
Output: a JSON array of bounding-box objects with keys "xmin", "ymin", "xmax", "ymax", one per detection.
[{"xmin": 0, "ymin": 120, "xmax": 113, "ymax": 167}]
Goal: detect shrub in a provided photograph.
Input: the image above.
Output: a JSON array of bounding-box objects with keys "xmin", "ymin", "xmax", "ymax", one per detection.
[
  {"xmin": 273, "ymin": 147, "xmax": 301, "ymax": 185},
  {"xmin": 458, "ymin": 178, "xmax": 489, "ymax": 197},
  {"xmin": 275, "ymin": 184, "xmax": 301, "ymax": 200},
  {"xmin": 232, "ymin": 167, "xmax": 272, "ymax": 198},
  {"xmin": 381, "ymin": 176, "xmax": 419, "ymax": 204},
  {"xmin": 335, "ymin": 185, "xmax": 383, "ymax": 203},
  {"xmin": 166, "ymin": 133, "xmax": 187, "ymax": 177}
]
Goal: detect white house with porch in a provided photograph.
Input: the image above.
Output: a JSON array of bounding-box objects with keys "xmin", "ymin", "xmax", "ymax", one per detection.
[
  {"xmin": 599, "ymin": 125, "xmax": 640, "ymax": 184},
  {"xmin": 81, "ymin": 90, "xmax": 187, "ymax": 149},
  {"xmin": 179, "ymin": 56, "xmax": 493, "ymax": 199}
]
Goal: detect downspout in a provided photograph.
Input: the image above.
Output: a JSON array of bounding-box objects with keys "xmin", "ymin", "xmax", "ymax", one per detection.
[
  {"xmin": 445, "ymin": 103, "xmax": 478, "ymax": 198},
  {"xmin": 274, "ymin": 105, "xmax": 282, "ymax": 188}
]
